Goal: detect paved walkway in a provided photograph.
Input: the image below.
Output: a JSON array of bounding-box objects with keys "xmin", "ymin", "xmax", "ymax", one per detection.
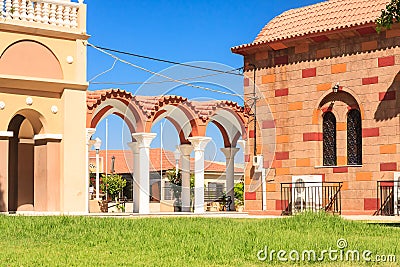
[
  {"xmin": 89, "ymin": 212, "xmax": 400, "ymax": 223},
  {"xmin": 6, "ymin": 211, "xmax": 400, "ymax": 223},
  {"xmin": 342, "ymin": 215, "xmax": 400, "ymax": 223},
  {"xmin": 89, "ymin": 212, "xmax": 275, "ymax": 219}
]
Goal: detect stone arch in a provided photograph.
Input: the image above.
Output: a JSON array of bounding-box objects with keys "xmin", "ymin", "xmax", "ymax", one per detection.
[
  {"xmin": 86, "ymin": 89, "xmax": 146, "ymax": 137},
  {"xmin": 90, "ymin": 99, "xmax": 139, "ymax": 132},
  {"xmin": 10, "ymin": 109, "xmax": 47, "ymax": 135},
  {"xmin": 0, "ymin": 40, "xmax": 63, "ymax": 79},
  {"xmin": 206, "ymin": 103, "xmax": 248, "ymax": 148},
  {"xmin": 317, "ymin": 89, "xmax": 363, "ymax": 120},
  {"xmin": 7, "ymin": 108, "xmax": 51, "ymax": 212},
  {"xmin": 316, "ymin": 90, "xmax": 363, "ymax": 167},
  {"xmin": 147, "ymin": 97, "xmax": 201, "ymax": 144}
]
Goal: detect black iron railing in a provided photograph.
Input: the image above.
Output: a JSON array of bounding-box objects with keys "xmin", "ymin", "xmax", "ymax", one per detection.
[
  {"xmin": 204, "ymin": 186, "xmax": 225, "ymax": 202},
  {"xmin": 162, "ymin": 186, "xmax": 225, "ymax": 202},
  {"xmin": 280, "ymin": 182, "xmax": 342, "ymax": 215},
  {"xmin": 375, "ymin": 181, "xmax": 400, "ymax": 216}
]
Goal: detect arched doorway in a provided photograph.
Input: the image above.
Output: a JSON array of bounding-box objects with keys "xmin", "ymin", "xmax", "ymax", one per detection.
[
  {"xmin": 7, "ymin": 109, "xmax": 59, "ymax": 212},
  {"xmin": 8, "ymin": 114, "xmax": 37, "ymax": 211}
]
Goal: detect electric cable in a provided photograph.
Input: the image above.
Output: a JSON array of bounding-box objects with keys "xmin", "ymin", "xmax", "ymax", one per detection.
[
  {"xmin": 92, "ymin": 45, "xmax": 243, "ymax": 76},
  {"xmin": 87, "ymin": 42, "xmax": 243, "ymax": 97}
]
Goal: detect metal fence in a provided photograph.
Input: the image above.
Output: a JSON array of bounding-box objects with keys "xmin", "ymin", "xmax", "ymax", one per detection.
[
  {"xmin": 280, "ymin": 182, "xmax": 342, "ymax": 215},
  {"xmin": 163, "ymin": 186, "xmax": 226, "ymax": 202},
  {"xmin": 376, "ymin": 181, "xmax": 400, "ymax": 216}
]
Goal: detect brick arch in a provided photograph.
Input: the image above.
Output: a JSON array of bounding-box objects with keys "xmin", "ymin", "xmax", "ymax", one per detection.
[
  {"xmin": 10, "ymin": 108, "xmax": 47, "ymax": 135},
  {"xmin": 86, "ymin": 89, "xmax": 248, "ymax": 144},
  {"xmin": 317, "ymin": 89, "xmax": 364, "ymax": 120},
  {"xmin": 0, "ymin": 40, "xmax": 63, "ymax": 79},
  {"xmin": 203, "ymin": 102, "xmax": 248, "ymax": 147},
  {"xmin": 144, "ymin": 96, "xmax": 201, "ymax": 138},
  {"xmin": 210, "ymin": 120, "xmax": 231, "ymax": 147},
  {"xmin": 86, "ymin": 89, "xmax": 146, "ymax": 133}
]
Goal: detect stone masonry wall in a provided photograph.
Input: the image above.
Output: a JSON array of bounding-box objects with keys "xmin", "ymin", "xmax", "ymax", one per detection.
[{"xmin": 243, "ymin": 28, "xmax": 400, "ymax": 215}]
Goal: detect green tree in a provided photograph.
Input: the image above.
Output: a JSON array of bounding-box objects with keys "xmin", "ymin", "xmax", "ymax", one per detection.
[
  {"xmin": 234, "ymin": 181, "xmax": 244, "ymax": 206},
  {"xmin": 100, "ymin": 174, "xmax": 127, "ymax": 200},
  {"xmin": 377, "ymin": 0, "xmax": 400, "ymax": 32}
]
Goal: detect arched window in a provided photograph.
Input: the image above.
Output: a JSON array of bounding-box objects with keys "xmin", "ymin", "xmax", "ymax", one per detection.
[
  {"xmin": 323, "ymin": 112, "xmax": 336, "ymax": 166},
  {"xmin": 347, "ymin": 109, "xmax": 362, "ymax": 165}
]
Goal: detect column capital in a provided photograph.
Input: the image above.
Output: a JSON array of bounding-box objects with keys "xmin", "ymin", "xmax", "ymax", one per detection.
[
  {"xmin": 132, "ymin": 133, "xmax": 156, "ymax": 148},
  {"xmin": 86, "ymin": 128, "xmax": 96, "ymax": 144},
  {"xmin": 220, "ymin": 147, "xmax": 240, "ymax": 159},
  {"xmin": 127, "ymin": 141, "xmax": 139, "ymax": 154},
  {"xmin": 188, "ymin": 136, "xmax": 211, "ymax": 152},
  {"xmin": 179, "ymin": 144, "xmax": 193, "ymax": 156}
]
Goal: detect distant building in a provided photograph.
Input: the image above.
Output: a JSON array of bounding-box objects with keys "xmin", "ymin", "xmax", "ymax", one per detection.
[
  {"xmin": 232, "ymin": 0, "xmax": 400, "ymax": 215},
  {"xmin": 0, "ymin": 0, "xmax": 88, "ymax": 214},
  {"xmin": 0, "ymin": 0, "xmax": 247, "ymax": 215},
  {"xmin": 89, "ymin": 149, "xmax": 243, "ymax": 212}
]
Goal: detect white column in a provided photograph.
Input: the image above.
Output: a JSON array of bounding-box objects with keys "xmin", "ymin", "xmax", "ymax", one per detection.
[
  {"xmin": 85, "ymin": 128, "xmax": 95, "ymax": 213},
  {"xmin": 221, "ymin": 147, "xmax": 240, "ymax": 211},
  {"xmin": 132, "ymin": 133, "xmax": 156, "ymax": 214},
  {"xmin": 179, "ymin": 144, "xmax": 193, "ymax": 212},
  {"xmin": 95, "ymin": 149, "xmax": 100, "ymax": 200},
  {"xmin": 127, "ymin": 141, "xmax": 139, "ymax": 213},
  {"xmin": 188, "ymin": 136, "xmax": 211, "ymax": 213}
]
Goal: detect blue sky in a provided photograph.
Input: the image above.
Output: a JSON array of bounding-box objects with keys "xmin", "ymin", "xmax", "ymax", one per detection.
[{"xmin": 86, "ymin": 0, "xmax": 323, "ymax": 162}]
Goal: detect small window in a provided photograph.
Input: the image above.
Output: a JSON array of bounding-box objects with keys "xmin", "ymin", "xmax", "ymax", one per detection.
[
  {"xmin": 323, "ymin": 112, "xmax": 337, "ymax": 166},
  {"xmin": 347, "ymin": 109, "xmax": 362, "ymax": 165}
]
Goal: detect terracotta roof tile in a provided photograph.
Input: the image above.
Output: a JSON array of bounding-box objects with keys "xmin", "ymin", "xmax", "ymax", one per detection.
[
  {"xmin": 233, "ymin": 0, "xmax": 389, "ymax": 51},
  {"xmin": 89, "ymin": 149, "xmax": 243, "ymax": 174}
]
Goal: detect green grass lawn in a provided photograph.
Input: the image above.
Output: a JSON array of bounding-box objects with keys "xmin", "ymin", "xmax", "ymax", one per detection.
[{"xmin": 1, "ymin": 212, "xmax": 399, "ymax": 266}]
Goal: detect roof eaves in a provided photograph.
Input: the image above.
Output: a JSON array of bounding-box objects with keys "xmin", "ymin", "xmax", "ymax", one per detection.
[{"xmin": 231, "ymin": 21, "xmax": 378, "ymax": 55}]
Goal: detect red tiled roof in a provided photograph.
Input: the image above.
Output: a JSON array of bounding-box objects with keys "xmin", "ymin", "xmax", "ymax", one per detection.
[
  {"xmin": 232, "ymin": 0, "xmax": 389, "ymax": 51},
  {"xmin": 88, "ymin": 149, "xmax": 243, "ymax": 174}
]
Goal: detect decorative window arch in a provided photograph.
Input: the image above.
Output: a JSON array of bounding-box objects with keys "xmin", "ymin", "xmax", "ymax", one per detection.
[
  {"xmin": 323, "ymin": 111, "xmax": 336, "ymax": 166},
  {"xmin": 347, "ymin": 109, "xmax": 362, "ymax": 165}
]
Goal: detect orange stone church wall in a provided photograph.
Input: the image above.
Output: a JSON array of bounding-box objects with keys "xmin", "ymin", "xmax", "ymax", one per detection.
[{"xmin": 243, "ymin": 28, "xmax": 400, "ymax": 215}]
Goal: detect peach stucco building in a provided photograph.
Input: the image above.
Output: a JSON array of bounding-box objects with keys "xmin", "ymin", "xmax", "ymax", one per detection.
[
  {"xmin": 0, "ymin": 0, "xmax": 88, "ymax": 213},
  {"xmin": 233, "ymin": 0, "xmax": 400, "ymax": 215}
]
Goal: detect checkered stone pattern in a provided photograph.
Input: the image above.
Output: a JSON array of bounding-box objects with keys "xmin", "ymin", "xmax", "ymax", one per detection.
[{"xmin": 240, "ymin": 23, "xmax": 400, "ymax": 215}]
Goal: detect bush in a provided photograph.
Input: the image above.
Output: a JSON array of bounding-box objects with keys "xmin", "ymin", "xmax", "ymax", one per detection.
[
  {"xmin": 100, "ymin": 174, "xmax": 126, "ymax": 200},
  {"xmin": 234, "ymin": 181, "xmax": 244, "ymax": 206}
]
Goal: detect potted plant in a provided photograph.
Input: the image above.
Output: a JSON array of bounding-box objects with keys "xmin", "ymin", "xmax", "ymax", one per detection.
[
  {"xmin": 100, "ymin": 174, "xmax": 127, "ymax": 212},
  {"xmin": 166, "ymin": 168, "xmax": 182, "ymax": 212}
]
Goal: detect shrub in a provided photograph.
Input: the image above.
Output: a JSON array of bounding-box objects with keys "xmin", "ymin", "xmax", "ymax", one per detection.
[
  {"xmin": 234, "ymin": 181, "xmax": 244, "ymax": 206},
  {"xmin": 100, "ymin": 174, "xmax": 126, "ymax": 200}
]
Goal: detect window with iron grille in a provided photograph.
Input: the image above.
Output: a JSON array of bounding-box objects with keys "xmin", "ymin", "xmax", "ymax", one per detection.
[
  {"xmin": 347, "ymin": 109, "xmax": 362, "ymax": 165},
  {"xmin": 323, "ymin": 111, "xmax": 337, "ymax": 166}
]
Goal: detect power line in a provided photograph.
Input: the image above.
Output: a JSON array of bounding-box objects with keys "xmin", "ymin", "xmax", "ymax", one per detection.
[
  {"xmin": 91, "ymin": 45, "xmax": 243, "ymax": 76},
  {"xmin": 87, "ymin": 42, "xmax": 243, "ymax": 97},
  {"xmin": 89, "ymin": 58, "xmax": 117, "ymax": 82},
  {"xmin": 90, "ymin": 67, "xmax": 242, "ymax": 85}
]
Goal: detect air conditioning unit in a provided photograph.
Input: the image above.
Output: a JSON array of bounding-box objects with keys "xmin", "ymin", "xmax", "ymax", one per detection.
[
  {"xmin": 292, "ymin": 175, "xmax": 322, "ymax": 213},
  {"xmin": 253, "ymin": 155, "xmax": 263, "ymax": 172},
  {"xmin": 253, "ymin": 155, "xmax": 261, "ymax": 166}
]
